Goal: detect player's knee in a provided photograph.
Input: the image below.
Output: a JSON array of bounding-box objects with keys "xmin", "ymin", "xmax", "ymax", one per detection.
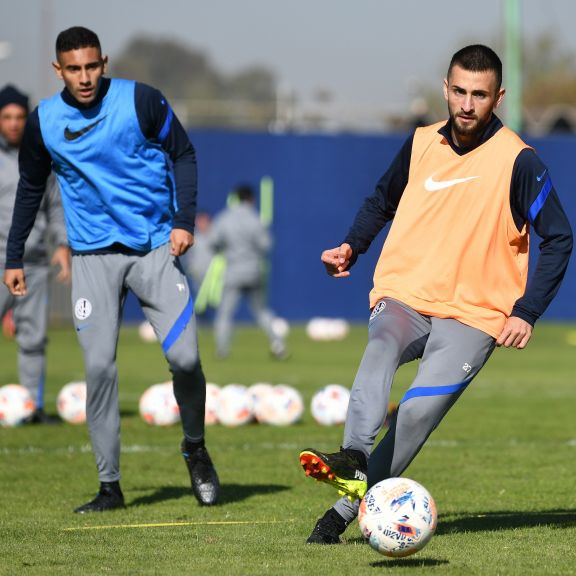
[
  {"xmin": 85, "ymin": 357, "xmax": 116, "ymax": 381},
  {"xmin": 18, "ymin": 342, "xmax": 47, "ymax": 356},
  {"xmin": 396, "ymin": 400, "xmax": 430, "ymax": 430},
  {"xmin": 167, "ymin": 349, "xmax": 199, "ymax": 373}
]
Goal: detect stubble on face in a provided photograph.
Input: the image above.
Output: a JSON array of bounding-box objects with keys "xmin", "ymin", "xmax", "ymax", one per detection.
[{"xmin": 444, "ymin": 65, "xmax": 503, "ymax": 148}]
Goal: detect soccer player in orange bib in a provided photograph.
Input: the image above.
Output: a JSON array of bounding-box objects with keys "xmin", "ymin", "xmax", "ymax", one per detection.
[{"xmin": 299, "ymin": 44, "xmax": 573, "ymax": 544}]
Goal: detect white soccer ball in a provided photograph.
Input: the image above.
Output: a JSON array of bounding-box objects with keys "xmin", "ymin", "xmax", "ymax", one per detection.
[
  {"xmin": 57, "ymin": 381, "xmax": 87, "ymax": 424},
  {"xmin": 306, "ymin": 317, "xmax": 327, "ymax": 341},
  {"xmin": 358, "ymin": 477, "xmax": 437, "ymax": 557},
  {"xmin": 216, "ymin": 384, "xmax": 254, "ymax": 427},
  {"xmin": 329, "ymin": 318, "xmax": 350, "ymax": 340},
  {"xmin": 139, "ymin": 382, "xmax": 180, "ymax": 426},
  {"xmin": 254, "ymin": 384, "xmax": 304, "ymax": 426},
  {"xmin": 248, "ymin": 382, "xmax": 275, "ymax": 421},
  {"xmin": 310, "ymin": 384, "xmax": 350, "ymax": 425},
  {"xmin": 306, "ymin": 317, "xmax": 350, "ymax": 341},
  {"xmin": 205, "ymin": 382, "xmax": 221, "ymax": 425},
  {"xmin": 0, "ymin": 384, "xmax": 35, "ymax": 427},
  {"xmin": 138, "ymin": 320, "xmax": 157, "ymax": 343}
]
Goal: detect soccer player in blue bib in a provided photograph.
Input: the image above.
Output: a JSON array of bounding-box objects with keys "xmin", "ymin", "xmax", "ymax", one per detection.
[{"xmin": 4, "ymin": 26, "xmax": 219, "ymax": 513}]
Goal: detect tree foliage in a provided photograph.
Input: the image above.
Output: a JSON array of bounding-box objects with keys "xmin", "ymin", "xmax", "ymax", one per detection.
[
  {"xmin": 522, "ymin": 33, "xmax": 576, "ymax": 108},
  {"xmin": 111, "ymin": 36, "xmax": 276, "ymax": 128}
]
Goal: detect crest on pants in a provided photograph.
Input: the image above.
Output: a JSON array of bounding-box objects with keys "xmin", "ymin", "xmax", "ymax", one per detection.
[
  {"xmin": 74, "ymin": 298, "xmax": 92, "ymax": 320},
  {"xmin": 370, "ymin": 300, "xmax": 386, "ymax": 320}
]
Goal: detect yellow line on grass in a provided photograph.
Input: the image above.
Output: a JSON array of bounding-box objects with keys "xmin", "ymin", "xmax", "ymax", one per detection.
[{"xmin": 63, "ymin": 519, "xmax": 290, "ymax": 531}]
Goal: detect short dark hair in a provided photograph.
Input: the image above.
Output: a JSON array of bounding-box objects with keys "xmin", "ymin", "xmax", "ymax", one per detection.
[
  {"xmin": 448, "ymin": 44, "xmax": 502, "ymax": 90},
  {"xmin": 235, "ymin": 185, "xmax": 255, "ymax": 203},
  {"xmin": 56, "ymin": 26, "xmax": 101, "ymax": 55}
]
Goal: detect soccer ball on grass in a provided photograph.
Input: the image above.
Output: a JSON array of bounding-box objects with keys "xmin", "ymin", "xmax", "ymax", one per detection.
[
  {"xmin": 216, "ymin": 384, "xmax": 254, "ymax": 427},
  {"xmin": 205, "ymin": 382, "xmax": 221, "ymax": 425},
  {"xmin": 253, "ymin": 384, "xmax": 304, "ymax": 426},
  {"xmin": 358, "ymin": 477, "xmax": 437, "ymax": 557},
  {"xmin": 310, "ymin": 384, "xmax": 350, "ymax": 425},
  {"xmin": 139, "ymin": 382, "xmax": 180, "ymax": 426},
  {"xmin": 0, "ymin": 384, "xmax": 35, "ymax": 427},
  {"xmin": 57, "ymin": 381, "xmax": 87, "ymax": 424}
]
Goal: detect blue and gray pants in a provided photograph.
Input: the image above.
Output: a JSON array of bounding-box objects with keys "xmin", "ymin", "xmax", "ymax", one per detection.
[
  {"xmin": 333, "ymin": 298, "xmax": 495, "ymax": 522},
  {"xmin": 72, "ymin": 243, "xmax": 206, "ymax": 482}
]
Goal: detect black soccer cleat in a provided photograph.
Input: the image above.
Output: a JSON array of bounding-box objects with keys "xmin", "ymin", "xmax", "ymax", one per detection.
[
  {"xmin": 299, "ymin": 447, "xmax": 368, "ymax": 500},
  {"xmin": 306, "ymin": 508, "xmax": 349, "ymax": 544},
  {"xmin": 74, "ymin": 481, "xmax": 125, "ymax": 514},
  {"xmin": 25, "ymin": 408, "xmax": 61, "ymax": 425},
  {"xmin": 270, "ymin": 341, "xmax": 290, "ymax": 360},
  {"xmin": 181, "ymin": 439, "xmax": 220, "ymax": 506}
]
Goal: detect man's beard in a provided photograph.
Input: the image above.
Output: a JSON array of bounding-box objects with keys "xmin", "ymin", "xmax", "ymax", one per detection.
[{"xmin": 451, "ymin": 111, "xmax": 490, "ymax": 140}]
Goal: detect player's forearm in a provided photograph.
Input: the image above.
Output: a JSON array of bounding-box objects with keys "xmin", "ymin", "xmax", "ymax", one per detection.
[
  {"xmin": 344, "ymin": 135, "xmax": 412, "ymax": 261},
  {"xmin": 45, "ymin": 177, "xmax": 68, "ymax": 247},
  {"xmin": 511, "ymin": 227, "xmax": 573, "ymax": 324},
  {"xmin": 172, "ymin": 151, "xmax": 198, "ymax": 234}
]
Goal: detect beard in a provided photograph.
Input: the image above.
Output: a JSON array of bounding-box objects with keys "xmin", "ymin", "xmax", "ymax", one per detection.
[{"xmin": 450, "ymin": 110, "xmax": 492, "ymax": 142}]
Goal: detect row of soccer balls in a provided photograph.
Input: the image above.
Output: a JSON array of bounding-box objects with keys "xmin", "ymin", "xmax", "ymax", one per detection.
[
  {"xmin": 0, "ymin": 384, "xmax": 437, "ymax": 557},
  {"xmin": 0, "ymin": 381, "xmax": 351, "ymax": 427}
]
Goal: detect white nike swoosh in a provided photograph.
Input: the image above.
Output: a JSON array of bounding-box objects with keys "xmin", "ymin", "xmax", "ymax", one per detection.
[{"xmin": 424, "ymin": 175, "xmax": 479, "ymax": 192}]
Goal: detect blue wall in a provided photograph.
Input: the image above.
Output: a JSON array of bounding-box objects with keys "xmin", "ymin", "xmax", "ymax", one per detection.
[{"xmin": 125, "ymin": 130, "xmax": 575, "ymax": 322}]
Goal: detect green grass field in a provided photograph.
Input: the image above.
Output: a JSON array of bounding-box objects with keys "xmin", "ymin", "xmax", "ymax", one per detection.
[{"xmin": 1, "ymin": 322, "xmax": 575, "ymax": 575}]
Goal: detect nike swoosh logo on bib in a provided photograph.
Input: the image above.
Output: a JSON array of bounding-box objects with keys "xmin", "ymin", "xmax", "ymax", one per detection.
[
  {"xmin": 64, "ymin": 116, "xmax": 107, "ymax": 141},
  {"xmin": 424, "ymin": 175, "xmax": 479, "ymax": 192}
]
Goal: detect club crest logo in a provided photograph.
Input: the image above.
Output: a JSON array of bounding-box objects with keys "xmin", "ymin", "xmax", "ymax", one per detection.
[
  {"xmin": 74, "ymin": 298, "xmax": 92, "ymax": 320},
  {"xmin": 370, "ymin": 300, "xmax": 387, "ymax": 320}
]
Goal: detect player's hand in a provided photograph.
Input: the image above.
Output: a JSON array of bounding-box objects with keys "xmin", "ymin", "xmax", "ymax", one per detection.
[
  {"xmin": 170, "ymin": 228, "xmax": 194, "ymax": 256},
  {"xmin": 321, "ymin": 243, "xmax": 353, "ymax": 278},
  {"xmin": 496, "ymin": 316, "xmax": 533, "ymax": 349},
  {"xmin": 51, "ymin": 245, "xmax": 72, "ymax": 283},
  {"xmin": 3, "ymin": 269, "xmax": 27, "ymax": 296}
]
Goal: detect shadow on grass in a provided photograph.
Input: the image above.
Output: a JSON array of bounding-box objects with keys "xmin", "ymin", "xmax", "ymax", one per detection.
[
  {"xmin": 343, "ymin": 510, "xmax": 576, "ymax": 569},
  {"xmin": 347, "ymin": 536, "xmax": 449, "ymax": 567},
  {"xmin": 437, "ymin": 509, "xmax": 576, "ymax": 534},
  {"xmin": 370, "ymin": 558, "xmax": 449, "ymax": 568},
  {"xmin": 129, "ymin": 483, "xmax": 290, "ymax": 507}
]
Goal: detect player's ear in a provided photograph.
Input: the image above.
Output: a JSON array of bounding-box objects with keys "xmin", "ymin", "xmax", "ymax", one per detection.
[
  {"xmin": 52, "ymin": 60, "xmax": 63, "ymax": 80},
  {"xmin": 443, "ymin": 78, "xmax": 449, "ymax": 101},
  {"xmin": 102, "ymin": 55, "xmax": 109, "ymax": 74},
  {"xmin": 494, "ymin": 88, "xmax": 505, "ymax": 109}
]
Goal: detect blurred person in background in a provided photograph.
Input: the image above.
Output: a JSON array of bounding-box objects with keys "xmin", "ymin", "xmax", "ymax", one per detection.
[
  {"xmin": 3, "ymin": 27, "xmax": 219, "ymax": 513},
  {"xmin": 209, "ymin": 184, "xmax": 288, "ymax": 359},
  {"xmin": 180, "ymin": 211, "xmax": 213, "ymax": 292},
  {"xmin": 298, "ymin": 44, "xmax": 573, "ymax": 544},
  {"xmin": 0, "ymin": 84, "xmax": 70, "ymax": 424}
]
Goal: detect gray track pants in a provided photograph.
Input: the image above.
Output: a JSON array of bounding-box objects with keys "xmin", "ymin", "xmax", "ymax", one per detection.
[
  {"xmin": 0, "ymin": 265, "xmax": 49, "ymax": 409},
  {"xmin": 214, "ymin": 282, "xmax": 282, "ymax": 357},
  {"xmin": 72, "ymin": 244, "xmax": 206, "ymax": 482},
  {"xmin": 333, "ymin": 298, "xmax": 495, "ymax": 522}
]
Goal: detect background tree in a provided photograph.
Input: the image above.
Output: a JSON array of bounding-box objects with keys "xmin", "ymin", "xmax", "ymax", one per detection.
[{"xmin": 111, "ymin": 35, "xmax": 276, "ymax": 129}]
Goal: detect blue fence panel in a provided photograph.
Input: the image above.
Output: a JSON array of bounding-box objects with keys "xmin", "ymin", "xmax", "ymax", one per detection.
[{"xmin": 123, "ymin": 130, "xmax": 575, "ymax": 322}]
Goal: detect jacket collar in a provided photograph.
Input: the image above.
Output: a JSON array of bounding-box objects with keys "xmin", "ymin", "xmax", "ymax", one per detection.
[
  {"xmin": 60, "ymin": 77, "xmax": 111, "ymax": 110},
  {"xmin": 438, "ymin": 114, "xmax": 503, "ymax": 155}
]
